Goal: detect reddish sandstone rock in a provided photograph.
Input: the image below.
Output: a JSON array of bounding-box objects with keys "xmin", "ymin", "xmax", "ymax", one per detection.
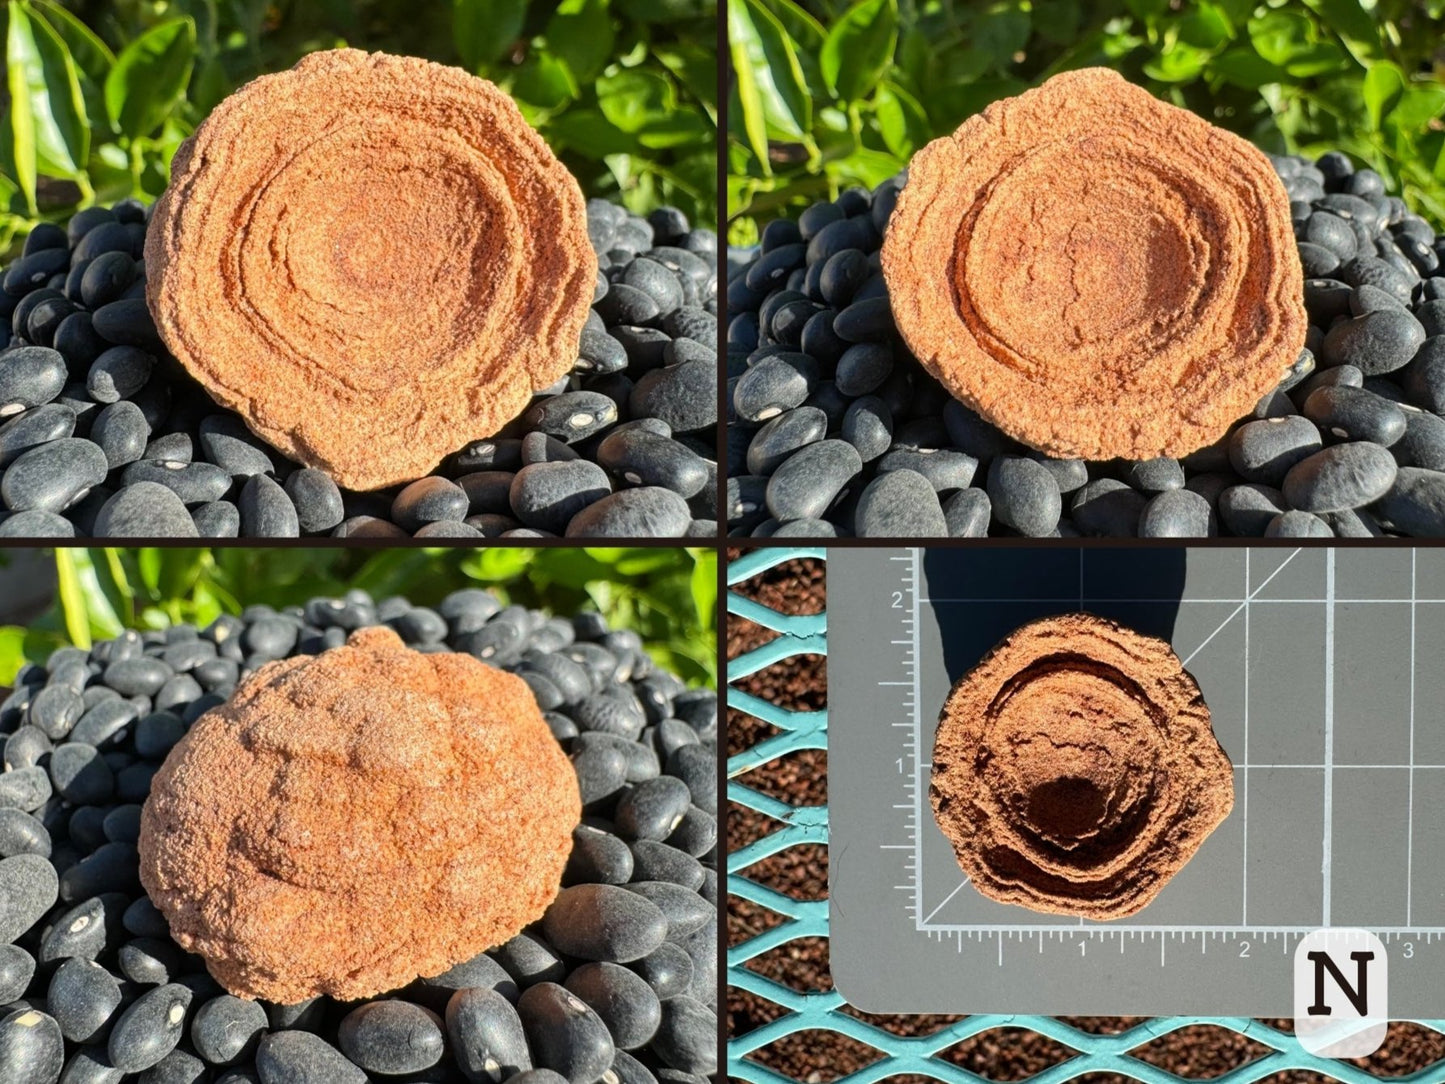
[
  {"xmin": 883, "ymin": 68, "xmax": 1306, "ymax": 461},
  {"xmin": 930, "ymin": 613, "xmax": 1233, "ymax": 920},
  {"xmin": 145, "ymin": 48, "xmax": 597, "ymax": 491},
  {"xmin": 138, "ymin": 627, "xmax": 579, "ymax": 1003}
]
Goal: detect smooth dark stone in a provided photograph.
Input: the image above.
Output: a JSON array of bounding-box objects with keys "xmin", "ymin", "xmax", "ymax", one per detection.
[
  {"xmin": 986, "ymin": 456, "xmax": 1060, "ymax": 537},
  {"xmin": 89, "ymin": 299, "xmax": 161, "ymax": 352},
  {"xmin": 1218, "ymin": 484, "xmax": 1288, "ymax": 537},
  {"xmin": 49, "ymin": 743, "xmax": 113, "ymax": 804},
  {"xmin": 255, "ymin": 1031, "xmax": 366, "ymax": 1084},
  {"xmin": 1282, "ymin": 441, "xmax": 1398, "ymax": 512},
  {"xmin": 1393, "ymin": 409, "xmax": 1445, "ymax": 471},
  {"xmin": 0, "ymin": 810, "xmax": 49, "ymax": 858},
  {"xmin": 650, "ymin": 996, "xmax": 716, "ymax": 1075},
  {"xmin": 1303, "ymin": 385, "xmax": 1407, "ymax": 446},
  {"xmin": 517, "ymin": 982, "xmax": 616, "ymax": 1084},
  {"xmin": 877, "ymin": 448, "xmax": 978, "ymax": 493},
  {"xmin": 1121, "ymin": 457, "xmax": 1184, "ymax": 492},
  {"xmin": 525, "ymin": 392, "xmax": 620, "ymax": 444},
  {"xmin": 197, "ymin": 415, "xmax": 275, "ymax": 477},
  {"xmin": 853, "ymin": 469, "xmax": 946, "ymax": 537},
  {"xmin": 1374, "ymin": 467, "xmax": 1445, "ymax": 536},
  {"xmin": 2, "ymin": 437, "xmax": 106, "ymax": 512},
  {"xmin": 491, "ymin": 932, "xmax": 567, "ymax": 988},
  {"xmin": 93, "ymin": 482, "xmax": 198, "ymax": 538},
  {"xmin": 541, "ymin": 884, "xmax": 667, "ymax": 963},
  {"xmin": 106, "ymin": 983, "xmax": 191, "ymax": 1073},
  {"xmin": 1321, "ymin": 308, "xmax": 1426, "ymax": 374},
  {"xmin": 0, "ymin": 854, "xmax": 58, "ymax": 942},
  {"xmin": 238, "ymin": 474, "xmax": 299, "ymax": 538},
  {"xmin": 446, "ymin": 986, "xmax": 532, "ymax": 1083},
  {"xmin": 0, "ymin": 346, "xmax": 67, "ymax": 411},
  {"xmin": 596, "ymin": 430, "xmax": 708, "ymax": 497},
  {"xmin": 564, "ymin": 962, "xmax": 660, "ymax": 1051},
  {"xmin": 337, "ymin": 999, "xmax": 444, "ymax": 1075},
  {"xmin": 764, "ymin": 440, "xmax": 861, "ymax": 523},
  {"xmin": 1138, "ymin": 489, "xmax": 1214, "ymax": 537},
  {"xmin": 744, "ymin": 407, "xmax": 827, "ymax": 475},
  {"xmin": 1071, "ymin": 479, "xmax": 1145, "ymax": 537},
  {"xmin": 1265, "ymin": 509, "xmax": 1334, "ymax": 537},
  {"xmin": 90, "ymin": 402, "xmax": 148, "ymax": 469},
  {"xmin": 1228, "ymin": 416, "xmax": 1323, "ymax": 484},
  {"xmin": 48, "ymin": 957, "xmax": 121, "ymax": 1043},
  {"xmin": 0, "ymin": 1007, "xmax": 64, "ymax": 1084},
  {"xmin": 122, "ymin": 460, "xmax": 231, "ymax": 505}
]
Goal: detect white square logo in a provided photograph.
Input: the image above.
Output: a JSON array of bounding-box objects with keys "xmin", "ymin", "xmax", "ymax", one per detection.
[{"xmin": 1293, "ymin": 928, "xmax": 1388, "ymax": 1058}]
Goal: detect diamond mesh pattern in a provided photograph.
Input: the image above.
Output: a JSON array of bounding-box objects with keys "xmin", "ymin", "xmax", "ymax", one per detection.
[{"xmin": 725, "ymin": 547, "xmax": 1445, "ymax": 1084}]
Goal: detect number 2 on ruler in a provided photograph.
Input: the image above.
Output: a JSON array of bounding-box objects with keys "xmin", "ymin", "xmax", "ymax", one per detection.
[{"xmin": 892, "ymin": 591, "xmax": 904, "ymax": 608}]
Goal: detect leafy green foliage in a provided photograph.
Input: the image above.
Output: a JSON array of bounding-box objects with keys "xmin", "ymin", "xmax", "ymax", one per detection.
[
  {"xmin": 728, "ymin": 0, "xmax": 1445, "ymax": 242},
  {"xmin": 0, "ymin": 547, "xmax": 717, "ymax": 688},
  {"xmin": 0, "ymin": 0, "xmax": 716, "ymax": 253}
]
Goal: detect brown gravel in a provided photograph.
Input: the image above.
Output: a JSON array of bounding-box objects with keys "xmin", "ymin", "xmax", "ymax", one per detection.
[{"xmin": 727, "ymin": 554, "xmax": 1445, "ymax": 1082}]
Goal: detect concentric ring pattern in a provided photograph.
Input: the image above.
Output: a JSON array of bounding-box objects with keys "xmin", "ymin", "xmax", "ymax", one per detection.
[
  {"xmin": 146, "ymin": 48, "xmax": 597, "ymax": 490},
  {"xmin": 882, "ymin": 67, "xmax": 1306, "ymax": 462}
]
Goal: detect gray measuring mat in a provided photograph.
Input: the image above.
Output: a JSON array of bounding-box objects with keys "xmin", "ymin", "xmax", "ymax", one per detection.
[{"xmin": 829, "ymin": 546, "xmax": 1445, "ymax": 1015}]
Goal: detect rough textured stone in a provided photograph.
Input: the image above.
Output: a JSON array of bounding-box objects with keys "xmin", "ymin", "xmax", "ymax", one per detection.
[
  {"xmin": 883, "ymin": 68, "xmax": 1304, "ymax": 461},
  {"xmin": 146, "ymin": 49, "xmax": 597, "ymax": 490},
  {"xmin": 138, "ymin": 626, "xmax": 580, "ymax": 1002},
  {"xmin": 930, "ymin": 613, "xmax": 1233, "ymax": 920}
]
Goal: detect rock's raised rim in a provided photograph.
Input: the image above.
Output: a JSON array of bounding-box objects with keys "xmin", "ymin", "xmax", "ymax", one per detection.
[
  {"xmin": 146, "ymin": 49, "xmax": 597, "ymax": 491},
  {"xmin": 930, "ymin": 612, "xmax": 1233, "ymax": 920},
  {"xmin": 883, "ymin": 68, "xmax": 1306, "ymax": 462}
]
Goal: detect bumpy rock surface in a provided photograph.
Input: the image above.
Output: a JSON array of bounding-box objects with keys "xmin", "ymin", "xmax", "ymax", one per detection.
[
  {"xmin": 138, "ymin": 626, "xmax": 580, "ymax": 1002},
  {"xmin": 883, "ymin": 67, "xmax": 1305, "ymax": 462},
  {"xmin": 146, "ymin": 48, "xmax": 597, "ymax": 490},
  {"xmin": 930, "ymin": 613, "xmax": 1233, "ymax": 920}
]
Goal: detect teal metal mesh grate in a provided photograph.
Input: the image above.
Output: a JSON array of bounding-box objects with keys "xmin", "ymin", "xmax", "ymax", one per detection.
[{"xmin": 725, "ymin": 546, "xmax": 1445, "ymax": 1084}]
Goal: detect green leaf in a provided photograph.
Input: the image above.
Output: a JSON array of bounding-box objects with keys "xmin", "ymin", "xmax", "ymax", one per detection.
[
  {"xmin": 104, "ymin": 17, "xmax": 195, "ymax": 142},
  {"xmin": 1299, "ymin": 0, "xmax": 1380, "ymax": 66},
  {"xmin": 31, "ymin": 1, "xmax": 112, "ymax": 84},
  {"xmin": 0, "ymin": 627, "xmax": 28, "ymax": 685},
  {"xmin": 1143, "ymin": 41, "xmax": 1210, "ymax": 82},
  {"xmin": 688, "ymin": 550, "xmax": 716, "ymax": 630},
  {"xmin": 971, "ymin": 2, "xmax": 1030, "ymax": 69},
  {"xmin": 546, "ymin": 0, "xmax": 614, "ymax": 84},
  {"xmin": 1249, "ymin": 10, "xmax": 1318, "ymax": 68},
  {"xmin": 1178, "ymin": 2, "xmax": 1233, "ymax": 48},
  {"xmin": 31, "ymin": 0, "xmax": 110, "ymax": 131},
  {"xmin": 3, "ymin": 3, "xmax": 39, "ymax": 213},
  {"xmin": 819, "ymin": 0, "xmax": 898, "ymax": 105},
  {"xmin": 597, "ymin": 70, "xmax": 675, "ymax": 132},
  {"xmin": 1362, "ymin": 61, "xmax": 1405, "ymax": 130},
  {"xmin": 872, "ymin": 80, "xmax": 928, "ymax": 159},
  {"xmin": 547, "ymin": 108, "xmax": 637, "ymax": 157},
  {"xmin": 453, "ymin": 0, "xmax": 527, "ymax": 71},
  {"xmin": 1211, "ymin": 45, "xmax": 1286, "ymax": 89},
  {"xmin": 728, "ymin": 0, "xmax": 773, "ymax": 173},
  {"xmin": 9, "ymin": 3, "xmax": 89, "ymax": 179},
  {"xmin": 732, "ymin": 0, "xmax": 810, "ymax": 140},
  {"xmin": 512, "ymin": 50, "xmax": 580, "ymax": 111}
]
